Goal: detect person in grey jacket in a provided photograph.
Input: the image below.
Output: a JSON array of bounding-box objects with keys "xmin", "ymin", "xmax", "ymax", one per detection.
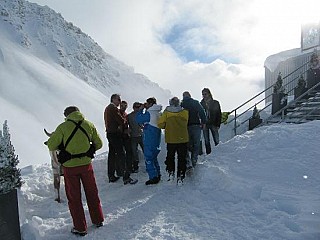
[
  {"xmin": 181, "ymin": 91, "xmax": 206, "ymax": 167},
  {"xmin": 128, "ymin": 102, "xmax": 144, "ymax": 173}
]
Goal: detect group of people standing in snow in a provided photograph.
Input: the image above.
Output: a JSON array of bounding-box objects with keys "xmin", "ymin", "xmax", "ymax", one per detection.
[
  {"xmin": 104, "ymin": 88, "xmax": 221, "ymax": 186},
  {"xmin": 45, "ymin": 87, "xmax": 222, "ymax": 236}
]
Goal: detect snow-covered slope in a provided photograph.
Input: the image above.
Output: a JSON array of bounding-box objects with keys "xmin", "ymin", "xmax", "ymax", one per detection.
[
  {"xmin": 18, "ymin": 121, "xmax": 320, "ymax": 239},
  {"xmin": 0, "ymin": 0, "xmax": 171, "ymax": 167},
  {"xmin": 0, "ymin": 0, "xmax": 171, "ymax": 98}
]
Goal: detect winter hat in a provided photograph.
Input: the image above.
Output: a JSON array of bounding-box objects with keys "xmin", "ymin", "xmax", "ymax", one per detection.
[
  {"xmin": 64, "ymin": 106, "xmax": 79, "ymax": 117},
  {"xmin": 169, "ymin": 97, "xmax": 180, "ymax": 106}
]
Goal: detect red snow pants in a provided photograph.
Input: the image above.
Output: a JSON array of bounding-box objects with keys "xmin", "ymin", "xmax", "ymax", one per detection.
[{"xmin": 63, "ymin": 163, "xmax": 104, "ymax": 232}]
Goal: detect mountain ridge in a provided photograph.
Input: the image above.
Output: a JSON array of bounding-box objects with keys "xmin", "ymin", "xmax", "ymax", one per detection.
[
  {"xmin": 0, "ymin": 0, "xmax": 171, "ymax": 167},
  {"xmin": 0, "ymin": 0, "xmax": 171, "ymax": 100}
]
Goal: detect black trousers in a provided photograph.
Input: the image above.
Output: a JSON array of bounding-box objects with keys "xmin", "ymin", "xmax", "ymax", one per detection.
[
  {"xmin": 123, "ymin": 136, "xmax": 133, "ymax": 173},
  {"xmin": 165, "ymin": 142, "xmax": 188, "ymax": 178},
  {"xmin": 107, "ymin": 133, "xmax": 130, "ymax": 179}
]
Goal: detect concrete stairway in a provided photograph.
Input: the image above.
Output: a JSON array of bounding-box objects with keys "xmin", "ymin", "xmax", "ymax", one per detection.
[{"xmin": 276, "ymin": 91, "xmax": 320, "ymax": 123}]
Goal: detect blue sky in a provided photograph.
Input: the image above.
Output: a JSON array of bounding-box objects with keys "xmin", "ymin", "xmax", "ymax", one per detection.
[{"xmin": 163, "ymin": 22, "xmax": 234, "ymax": 63}]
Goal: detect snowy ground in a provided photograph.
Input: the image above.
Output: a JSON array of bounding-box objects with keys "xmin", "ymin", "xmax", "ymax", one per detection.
[{"xmin": 18, "ymin": 121, "xmax": 320, "ymax": 240}]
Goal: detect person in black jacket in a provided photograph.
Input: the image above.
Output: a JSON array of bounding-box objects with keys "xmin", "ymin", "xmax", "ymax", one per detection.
[
  {"xmin": 181, "ymin": 91, "xmax": 206, "ymax": 167},
  {"xmin": 200, "ymin": 88, "xmax": 222, "ymax": 154}
]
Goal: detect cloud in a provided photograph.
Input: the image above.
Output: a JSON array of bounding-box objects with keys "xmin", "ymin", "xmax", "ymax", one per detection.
[{"xmin": 29, "ymin": 0, "xmax": 320, "ymax": 111}]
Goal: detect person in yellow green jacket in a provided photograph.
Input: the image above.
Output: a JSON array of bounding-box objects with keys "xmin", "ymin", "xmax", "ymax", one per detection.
[
  {"xmin": 158, "ymin": 97, "xmax": 189, "ymax": 184},
  {"xmin": 47, "ymin": 106, "xmax": 104, "ymax": 236}
]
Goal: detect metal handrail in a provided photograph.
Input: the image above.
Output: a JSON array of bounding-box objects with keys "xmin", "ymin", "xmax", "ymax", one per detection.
[{"xmin": 226, "ymin": 59, "xmax": 311, "ymax": 135}]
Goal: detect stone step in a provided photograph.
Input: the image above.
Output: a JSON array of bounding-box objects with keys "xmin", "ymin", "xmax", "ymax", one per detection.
[
  {"xmin": 266, "ymin": 90, "xmax": 320, "ymax": 125},
  {"xmin": 305, "ymin": 115, "xmax": 320, "ymax": 120}
]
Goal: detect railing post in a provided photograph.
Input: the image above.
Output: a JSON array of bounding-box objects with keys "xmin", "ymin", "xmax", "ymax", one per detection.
[{"xmin": 234, "ymin": 110, "xmax": 237, "ymax": 136}]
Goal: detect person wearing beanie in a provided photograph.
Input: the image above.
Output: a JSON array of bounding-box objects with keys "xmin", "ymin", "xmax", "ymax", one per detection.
[
  {"xmin": 47, "ymin": 106, "xmax": 104, "ymax": 236},
  {"xmin": 158, "ymin": 97, "xmax": 189, "ymax": 185}
]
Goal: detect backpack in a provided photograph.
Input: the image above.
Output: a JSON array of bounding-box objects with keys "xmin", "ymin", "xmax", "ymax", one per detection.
[{"xmin": 57, "ymin": 120, "xmax": 95, "ymax": 164}]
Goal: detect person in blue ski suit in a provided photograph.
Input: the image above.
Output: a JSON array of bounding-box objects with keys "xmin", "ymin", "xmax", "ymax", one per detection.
[{"xmin": 136, "ymin": 97, "xmax": 162, "ymax": 185}]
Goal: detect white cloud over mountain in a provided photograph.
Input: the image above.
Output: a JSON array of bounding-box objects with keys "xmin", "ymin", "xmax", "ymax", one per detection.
[
  {"xmin": 29, "ymin": 0, "xmax": 320, "ymax": 111},
  {"xmin": 0, "ymin": 0, "xmax": 171, "ymax": 167}
]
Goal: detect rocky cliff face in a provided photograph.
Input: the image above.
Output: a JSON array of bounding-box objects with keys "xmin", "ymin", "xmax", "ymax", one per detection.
[{"xmin": 0, "ymin": 0, "xmax": 171, "ymax": 102}]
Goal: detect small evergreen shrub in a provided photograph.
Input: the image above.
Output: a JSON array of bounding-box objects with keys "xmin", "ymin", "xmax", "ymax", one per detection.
[{"xmin": 0, "ymin": 120, "xmax": 23, "ymax": 194}]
